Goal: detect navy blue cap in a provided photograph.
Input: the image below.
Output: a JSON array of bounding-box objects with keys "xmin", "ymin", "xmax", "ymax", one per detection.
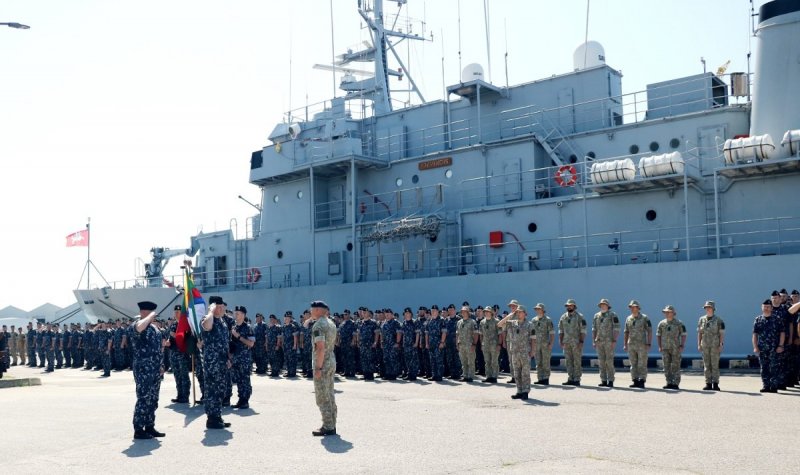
[
  {"xmin": 138, "ymin": 301, "xmax": 157, "ymax": 311},
  {"xmin": 173, "ymin": 305, "xmax": 182, "ymax": 311},
  {"xmin": 310, "ymin": 300, "xmax": 329, "ymax": 309}
]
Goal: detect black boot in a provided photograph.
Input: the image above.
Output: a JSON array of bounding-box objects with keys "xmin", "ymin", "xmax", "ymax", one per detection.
[
  {"xmin": 133, "ymin": 429, "xmax": 153, "ymax": 440},
  {"xmin": 510, "ymin": 393, "xmax": 521, "ymax": 399},
  {"xmin": 629, "ymin": 380, "xmax": 638, "ymax": 388},
  {"xmin": 598, "ymin": 381, "xmax": 608, "ymax": 387},
  {"xmin": 206, "ymin": 417, "xmax": 231, "ymax": 429},
  {"xmin": 712, "ymin": 383, "xmax": 720, "ymax": 391},
  {"xmin": 702, "ymin": 383, "xmax": 713, "ymax": 390},
  {"xmin": 606, "ymin": 381, "xmax": 613, "ymax": 388},
  {"xmin": 145, "ymin": 426, "xmax": 165, "ymax": 437},
  {"xmin": 233, "ymin": 399, "xmax": 249, "ymax": 410},
  {"xmin": 519, "ymin": 392, "xmax": 529, "ymax": 400},
  {"xmin": 639, "ymin": 380, "xmax": 646, "ymax": 389},
  {"xmin": 312, "ymin": 427, "xmax": 336, "ymax": 436}
]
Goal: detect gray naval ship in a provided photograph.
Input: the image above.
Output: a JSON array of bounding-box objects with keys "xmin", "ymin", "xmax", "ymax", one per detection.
[{"xmin": 75, "ymin": 0, "xmax": 800, "ymax": 358}]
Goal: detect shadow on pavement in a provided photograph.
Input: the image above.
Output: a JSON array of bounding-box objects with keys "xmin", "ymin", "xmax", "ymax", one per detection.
[
  {"xmin": 202, "ymin": 429, "xmax": 233, "ymax": 447},
  {"xmin": 231, "ymin": 408, "xmax": 260, "ymax": 417},
  {"xmin": 523, "ymin": 398, "xmax": 559, "ymax": 407},
  {"xmin": 321, "ymin": 434, "xmax": 354, "ymax": 454},
  {"xmin": 122, "ymin": 439, "xmax": 161, "ymax": 457},
  {"xmin": 165, "ymin": 402, "xmax": 205, "ymax": 427}
]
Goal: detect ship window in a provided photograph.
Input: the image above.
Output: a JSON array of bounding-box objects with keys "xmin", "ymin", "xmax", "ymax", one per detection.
[
  {"xmin": 273, "ymin": 195, "xmax": 280, "ymax": 203},
  {"xmin": 445, "ymin": 169, "xmax": 453, "ymax": 179},
  {"xmin": 670, "ymin": 138, "xmax": 681, "ymax": 149},
  {"xmin": 646, "ymin": 209, "xmax": 657, "ymax": 221},
  {"xmin": 297, "ymin": 191, "xmax": 303, "ymax": 199},
  {"xmin": 277, "ymin": 250, "xmax": 284, "ymax": 259},
  {"xmin": 569, "ymin": 154, "xmax": 578, "ymax": 164},
  {"xmin": 396, "ymin": 178, "xmax": 403, "ymax": 187},
  {"xmin": 629, "ymin": 144, "xmax": 640, "ymax": 154},
  {"xmin": 649, "ymin": 141, "xmax": 660, "ymax": 152},
  {"xmin": 346, "ymin": 242, "xmax": 353, "ymax": 251},
  {"xmin": 528, "ymin": 222, "xmax": 538, "ymax": 233},
  {"xmin": 429, "ymin": 234, "xmax": 438, "ymax": 243},
  {"xmin": 586, "ymin": 151, "xmax": 596, "ymax": 160},
  {"xmin": 412, "ymin": 174, "xmax": 419, "ymax": 184}
]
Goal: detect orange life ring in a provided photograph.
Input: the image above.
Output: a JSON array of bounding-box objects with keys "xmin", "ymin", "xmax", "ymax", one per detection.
[
  {"xmin": 246, "ymin": 268, "xmax": 261, "ymax": 283},
  {"xmin": 555, "ymin": 165, "xmax": 578, "ymax": 187}
]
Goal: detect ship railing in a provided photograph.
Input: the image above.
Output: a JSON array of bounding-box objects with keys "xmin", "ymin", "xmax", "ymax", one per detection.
[
  {"xmin": 282, "ymin": 98, "xmax": 369, "ymax": 124},
  {"xmin": 355, "ymin": 215, "xmax": 800, "ymax": 281},
  {"xmin": 368, "ymin": 73, "xmax": 750, "ymax": 162},
  {"xmin": 105, "ymin": 262, "xmax": 312, "ymax": 292},
  {"xmin": 314, "ymin": 182, "xmax": 447, "ymax": 228}
]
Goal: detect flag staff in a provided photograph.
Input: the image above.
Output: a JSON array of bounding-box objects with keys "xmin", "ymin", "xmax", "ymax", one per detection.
[{"xmin": 86, "ymin": 217, "xmax": 91, "ymax": 289}]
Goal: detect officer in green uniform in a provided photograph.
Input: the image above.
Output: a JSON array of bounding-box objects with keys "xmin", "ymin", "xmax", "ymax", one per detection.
[
  {"xmin": 697, "ymin": 300, "xmax": 725, "ymax": 391},
  {"xmin": 592, "ymin": 299, "xmax": 619, "ymax": 388}
]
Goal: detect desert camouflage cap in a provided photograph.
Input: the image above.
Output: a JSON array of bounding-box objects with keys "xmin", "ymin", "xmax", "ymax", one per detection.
[
  {"xmin": 507, "ymin": 299, "xmax": 520, "ymax": 306},
  {"xmin": 628, "ymin": 300, "xmax": 640, "ymax": 307},
  {"xmin": 662, "ymin": 305, "xmax": 675, "ymax": 313},
  {"xmin": 564, "ymin": 298, "xmax": 577, "ymax": 306},
  {"xmin": 516, "ymin": 304, "xmax": 527, "ymax": 312},
  {"xmin": 598, "ymin": 298, "xmax": 611, "ymax": 308},
  {"xmin": 534, "ymin": 303, "xmax": 546, "ymax": 310},
  {"xmin": 703, "ymin": 300, "xmax": 715, "ymax": 309}
]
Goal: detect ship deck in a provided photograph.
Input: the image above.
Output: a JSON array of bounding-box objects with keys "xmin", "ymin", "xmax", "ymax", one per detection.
[{"xmin": 2, "ymin": 365, "xmax": 796, "ymax": 474}]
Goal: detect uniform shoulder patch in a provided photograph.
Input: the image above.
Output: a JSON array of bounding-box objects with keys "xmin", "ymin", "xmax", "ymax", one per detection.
[
  {"xmin": 720, "ymin": 322, "xmax": 725, "ymax": 330},
  {"xmin": 681, "ymin": 324, "xmax": 686, "ymax": 332},
  {"xmin": 613, "ymin": 316, "xmax": 619, "ymax": 323},
  {"xmin": 646, "ymin": 320, "xmax": 652, "ymax": 327}
]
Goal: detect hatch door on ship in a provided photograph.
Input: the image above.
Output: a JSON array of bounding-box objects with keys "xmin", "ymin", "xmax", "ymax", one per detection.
[{"xmin": 697, "ymin": 124, "xmax": 727, "ymax": 173}]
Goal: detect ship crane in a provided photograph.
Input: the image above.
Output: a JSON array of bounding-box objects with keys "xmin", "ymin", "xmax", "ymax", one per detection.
[{"xmin": 144, "ymin": 247, "xmax": 191, "ymax": 287}]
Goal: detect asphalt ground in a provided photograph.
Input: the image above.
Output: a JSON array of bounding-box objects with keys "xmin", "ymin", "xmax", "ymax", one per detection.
[{"xmin": 1, "ymin": 364, "xmax": 797, "ymax": 474}]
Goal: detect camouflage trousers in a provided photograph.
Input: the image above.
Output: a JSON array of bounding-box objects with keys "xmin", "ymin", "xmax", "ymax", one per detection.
[
  {"xmin": 17, "ymin": 342, "xmax": 26, "ymax": 365},
  {"xmin": 429, "ymin": 345, "xmax": 444, "ymax": 379},
  {"xmin": 383, "ymin": 345, "xmax": 400, "ymax": 378},
  {"xmin": 55, "ymin": 347, "xmax": 63, "ymax": 367},
  {"xmin": 418, "ymin": 346, "xmax": 431, "ymax": 377},
  {"xmin": 596, "ymin": 341, "xmax": 615, "ymax": 382},
  {"xmin": 101, "ymin": 350, "xmax": 111, "ymax": 375},
  {"xmin": 114, "ymin": 346, "xmax": 126, "ymax": 370},
  {"xmin": 132, "ymin": 360, "xmax": 161, "ymax": 430},
  {"xmin": 340, "ymin": 345, "xmax": 357, "ymax": 376},
  {"xmin": 232, "ymin": 352, "xmax": 252, "ymax": 401},
  {"xmin": 563, "ymin": 342, "xmax": 583, "ymax": 381},
  {"xmin": 63, "ymin": 347, "xmax": 71, "ymax": 367},
  {"xmin": 403, "ymin": 347, "xmax": 419, "ymax": 378},
  {"xmin": 628, "ymin": 345, "xmax": 648, "ymax": 381},
  {"xmin": 701, "ymin": 346, "xmax": 721, "ymax": 383},
  {"xmin": 38, "ymin": 349, "xmax": 46, "ymax": 367},
  {"xmin": 46, "ymin": 349, "xmax": 55, "ymax": 371},
  {"xmin": 445, "ymin": 341, "xmax": 461, "ymax": 378},
  {"xmin": 283, "ymin": 347, "xmax": 297, "ymax": 377},
  {"xmin": 533, "ymin": 344, "xmax": 551, "ymax": 380},
  {"xmin": 662, "ymin": 348, "xmax": 682, "ymax": 385},
  {"xmin": 8, "ymin": 342, "xmax": 17, "ymax": 365},
  {"xmin": 359, "ymin": 345, "xmax": 375, "ymax": 376},
  {"xmin": 776, "ymin": 350, "xmax": 787, "ymax": 386},
  {"xmin": 483, "ymin": 343, "xmax": 500, "ymax": 379},
  {"xmin": 314, "ymin": 365, "xmax": 337, "ymax": 430},
  {"xmin": 170, "ymin": 350, "xmax": 191, "ymax": 400},
  {"xmin": 72, "ymin": 349, "xmax": 83, "ymax": 368},
  {"xmin": 511, "ymin": 352, "xmax": 531, "ymax": 393},
  {"xmin": 27, "ymin": 346, "xmax": 36, "ymax": 366},
  {"xmin": 267, "ymin": 348, "xmax": 282, "ymax": 376},
  {"xmin": 458, "ymin": 345, "xmax": 475, "ymax": 379},
  {"xmin": 253, "ymin": 344, "xmax": 267, "ymax": 373},
  {"xmin": 203, "ymin": 361, "xmax": 227, "ymax": 418},
  {"xmin": 759, "ymin": 349, "xmax": 781, "ymax": 389}
]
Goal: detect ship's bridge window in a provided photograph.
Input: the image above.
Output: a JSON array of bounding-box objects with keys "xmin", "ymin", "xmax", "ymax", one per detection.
[
  {"xmin": 396, "ymin": 178, "xmax": 403, "ymax": 187},
  {"xmin": 649, "ymin": 141, "xmax": 660, "ymax": 152},
  {"xmin": 273, "ymin": 195, "xmax": 280, "ymax": 203},
  {"xmin": 445, "ymin": 169, "xmax": 453, "ymax": 179}
]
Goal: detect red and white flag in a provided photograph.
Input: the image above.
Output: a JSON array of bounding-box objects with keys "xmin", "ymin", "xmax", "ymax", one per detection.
[{"xmin": 66, "ymin": 229, "xmax": 89, "ymax": 247}]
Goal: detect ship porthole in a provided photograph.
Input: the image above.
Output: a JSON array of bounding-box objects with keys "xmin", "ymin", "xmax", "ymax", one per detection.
[
  {"xmin": 297, "ymin": 191, "xmax": 303, "ymax": 199},
  {"xmin": 629, "ymin": 144, "xmax": 639, "ymax": 154},
  {"xmin": 412, "ymin": 174, "xmax": 419, "ymax": 184},
  {"xmin": 273, "ymin": 195, "xmax": 279, "ymax": 203},
  {"xmin": 396, "ymin": 178, "xmax": 403, "ymax": 187},
  {"xmin": 646, "ymin": 209, "xmax": 657, "ymax": 221},
  {"xmin": 346, "ymin": 243, "xmax": 353, "ymax": 251},
  {"xmin": 445, "ymin": 169, "xmax": 453, "ymax": 179},
  {"xmin": 277, "ymin": 250, "xmax": 284, "ymax": 259},
  {"xmin": 649, "ymin": 141, "xmax": 660, "ymax": 152},
  {"xmin": 528, "ymin": 222, "xmax": 538, "ymax": 233},
  {"xmin": 670, "ymin": 138, "xmax": 681, "ymax": 149},
  {"xmin": 586, "ymin": 151, "xmax": 596, "ymax": 160}
]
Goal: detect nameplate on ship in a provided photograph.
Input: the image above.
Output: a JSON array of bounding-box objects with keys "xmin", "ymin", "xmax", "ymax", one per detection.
[{"xmin": 418, "ymin": 157, "xmax": 452, "ymax": 171}]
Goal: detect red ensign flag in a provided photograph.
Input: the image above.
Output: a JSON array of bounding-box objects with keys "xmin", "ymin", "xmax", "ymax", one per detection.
[{"xmin": 66, "ymin": 229, "xmax": 89, "ymax": 247}]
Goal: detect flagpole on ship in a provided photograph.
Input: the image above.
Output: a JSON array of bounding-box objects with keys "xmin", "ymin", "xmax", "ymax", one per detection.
[{"xmin": 86, "ymin": 217, "xmax": 90, "ymax": 289}]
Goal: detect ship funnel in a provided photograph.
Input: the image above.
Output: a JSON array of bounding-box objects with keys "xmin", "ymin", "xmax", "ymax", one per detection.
[
  {"xmin": 573, "ymin": 41, "xmax": 605, "ymax": 71},
  {"xmin": 461, "ymin": 63, "xmax": 484, "ymax": 83},
  {"xmin": 750, "ymin": 0, "xmax": 800, "ymax": 158}
]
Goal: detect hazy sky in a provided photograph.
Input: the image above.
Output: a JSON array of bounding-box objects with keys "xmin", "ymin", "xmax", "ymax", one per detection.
[{"xmin": 0, "ymin": 0, "xmax": 762, "ymax": 310}]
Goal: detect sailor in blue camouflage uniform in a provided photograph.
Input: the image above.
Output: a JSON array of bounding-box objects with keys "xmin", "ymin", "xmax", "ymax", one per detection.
[
  {"xmin": 754, "ymin": 298, "xmax": 786, "ymax": 393},
  {"xmin": 42, "ymin": 323, "xmax": 55, "ymax": 372},
  {"xmin": 401, "ymin": 307, "xmax": 420, "ymax": 381},
  {"xmin": 337, "ymin": 310, "xmax": 357, "ymax": 377},
  {"xmin": 84, "ymin": 324, "xmax": 95, "ymax": 370},
  {"xmin": 252, "ymin": 313, "xmax": 268, "ymax": 374},
  {"xmin": 63, "ymin": 324, "xmax": 72, "ymax": 368},
  {"xmin": 357, "ymin": 309, "xmax": 379, "ymax": 380},
  {"xmin": 26, "ymin": 322, "xmax": 36, "ymax": 367},
  {"xmin": 426, "ymin": 305, "xmax": 446, "ymax": 381},
  {"xmin": 230, "ymin": 305, "xmax": 255, "ymax": 408},
  {"xmin": 35, "ymin": 324, "xmax": 45, "ymax": 368},
  {"xmin": 55, "ymin": 324, "xmax": 65, "ymax": 369},
  {"xmin": 130, "ymin": 301, "xmax": 166, "ymax": 440},
  {"xmin": 444, "ymin": 304, "xmax": 462, "ymax": 379},
  {"xmin": 266, "ymin": 315, "xmax": 282, "ymax": 376},
  {"xmin": 113, "ymin": 320, "xmax": 127, "ymax": 371},
  {"xmin": 417, "ymin": 307, "xmax": 431, "ymax": 378},
  {"xmin": 97, "ymin": 321, "xmax": 112, "ymax": 377},
  {"xmin": 201, "ymin": 296, "xmax": 232, "ymax": 429},
  {"xmin": 221, "ymin": 311, "xmax": 235, "ymax": 406},
  {"xmin": 168, "ymin": 305, "xmax": 191, "ymax": 404},
  {"xmin": 281, "ymin": 311, "xmax": 299, "ymax": 377},
  {"xmin": 769, "ymin": 291, "xmax": 790, "ymax": 390},
  {"xmin": 73, "ymin": 324, "xmax": 84, "ymax": 368},
  {"xmin": 380, "ymin": 309, "xmax": 402, "ymax": 380}
]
